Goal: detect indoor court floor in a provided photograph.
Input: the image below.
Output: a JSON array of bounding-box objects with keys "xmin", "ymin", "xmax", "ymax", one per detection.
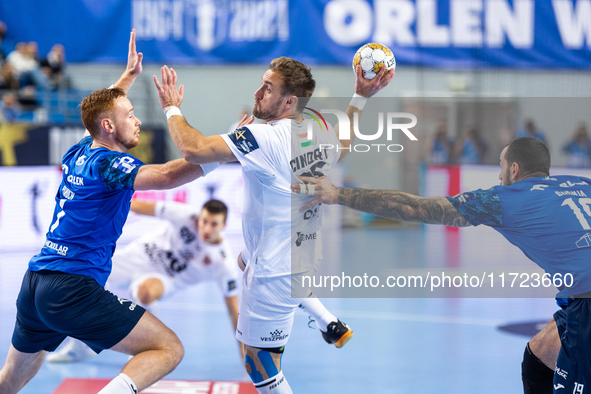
[{"xmin": 0, "ymin": 226, "xmax": 559, "ymax": 393}]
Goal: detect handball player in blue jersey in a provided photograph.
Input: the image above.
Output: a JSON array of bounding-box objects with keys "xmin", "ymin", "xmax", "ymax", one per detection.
[
  {"xmin": 0, "ymin": 31, "xmax": 216, "ymax": 394},
  {"xmin": 294, "ymin": 136, "xmax": 591, "ymax": 394}
]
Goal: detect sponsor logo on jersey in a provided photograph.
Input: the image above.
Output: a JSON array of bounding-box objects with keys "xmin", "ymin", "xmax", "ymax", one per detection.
[
  {"xmin": 61, "ymin": 185, "xmax": 75, "ymax": 200},
  {"xmin": 554, "ymin": 383, "xmax": 565, "ymax": 390},
  {"xmin": 117, "ymin": 297, "xmax": 137, "ymax": 311},
  {"xmin": 75, "ymin": 155, "xmax": 86, "ymax": 166},
  {"xmin": 112, "ymin": 156, "xmax": 138, "ymax": 174},
  {"xmin": 555, "ymin": 367, "xmax": 568, "ymax": 380},
  {"xmin": 228, "ymin": 126, "xmax": 259, "ymax": 155},
  {"xmin": 576, "ymin": 233, "xmax": 591, "ymax": 248},
  {"xmin": 295, "ymin": 232, "xmax": 317, "ymax": 247},
  {"xmin": 66, "ymin": 175, "xmax": 84, "ymax": 186},
  {"xmin": 455, "ymin": 193, "xmax": 469, "ymax": 203},
  {"xmin": 228, "ymin": 280, "xmax": 236, "ymax": 291},
  {"xmin": 290, "ymin": 148, "xmax": 329, "ymax": 173},
  {"xmin": 260, "ymin": 329, "xmax": 289, "ymax": 342},
  {"xmin": 530, "ymin": 184, "xmax": 548, "ymax": 191},
  {"xmin": 180, "ymin": 226, "xmax": 197, "ymax": 244},
  {"xmin": 555, "ymin": 190, "xmax": 587, "ymax": 197},
  {"xmin": 560, "ymin": 180, "xmax": 589, "ymax": 188},
  {"xmin": 303, "ymin": 206, "xmax": 319, "ymax": 220},
  {"xmin": 44, "ymin": 240, "xmax": 69, "ymax": 256}
]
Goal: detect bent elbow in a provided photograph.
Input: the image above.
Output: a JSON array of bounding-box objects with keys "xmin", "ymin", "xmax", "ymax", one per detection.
[{"xmin": 180, "ymin": 146, "xmax": 201, "ymax": 165}]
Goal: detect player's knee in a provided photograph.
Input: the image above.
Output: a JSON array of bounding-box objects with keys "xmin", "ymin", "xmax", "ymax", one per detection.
[
  {"xmin": 522, "ymin": 342, "xmax": 554, "ymax": 394},
  {"xmin": 165, "ymin": 332, "xmax": 184, "ymax": 368},
  {"xmin": 244, "ymin": 346, "xmax": 283, "ymax": 384}
]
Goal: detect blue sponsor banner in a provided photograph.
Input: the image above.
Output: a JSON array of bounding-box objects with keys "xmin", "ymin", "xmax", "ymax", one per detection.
[{"xmin": 1, "ymin": 0, "xmax": 591, "ymax": 68}]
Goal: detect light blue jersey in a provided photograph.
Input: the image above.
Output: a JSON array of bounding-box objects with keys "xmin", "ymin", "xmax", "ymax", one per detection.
[
  {"xmin": 447, "ymin": 175, "xmax": 591, "ymax": 299},
  {"xmin": 29, "ymin": 136, "xmax": 144, "ymax": 286}
]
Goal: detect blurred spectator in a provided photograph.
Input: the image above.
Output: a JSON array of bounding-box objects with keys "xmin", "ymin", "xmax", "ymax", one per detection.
[
  {"xmin": 563, "ymin": 123, "xmax": 591, "ymax": 168},
  {"xmin": 453, "ymin": 125, "xmax": 487, "ymax": 164},
  {"xmin": 0, "ymin": 63, "xmax": 19, "ymax": 90},
  {"xmin": 6, "ymin": 42, "xmax": 48, "ymax": 89},
  {"xmin": 517, "ymin": 119, "xmax": 547, "ymax": 145},
  {"xmin": 0, "ymin": 92, "xmax": 21, "ymax": 122},
  {"xmin": 41, "ymin": 44, "xmax": 71, "ymax": 89},
  {"xmin": 424, "ymin": 121, "xmax": 453, "ymax": 164}
]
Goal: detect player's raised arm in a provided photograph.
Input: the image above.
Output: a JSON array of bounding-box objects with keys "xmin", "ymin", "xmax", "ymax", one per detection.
[
  {"xmin": 335, "ymin": 65, "xmax": 395, "ymax": 161},
  {"xmin": 152, "ymin": 66, "xmax": 237, "ymax": 165},
  {"xmin": 292, "ymin": 176, "xmax": 472, "ymax": 227},
  {"xmin": 130, "ymin": 200, "xmax": 156, "ymax": 216},
  {"xmin": 133, "ymin": 159, "xmax": 208, "ymax": 191},
  {"xmin": 112, "ymin": 29, "xmax": 144, "ymax": 95}
]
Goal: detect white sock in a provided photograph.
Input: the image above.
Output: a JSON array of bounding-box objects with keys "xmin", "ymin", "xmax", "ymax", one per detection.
[
  {"xmin": 98, "ymin": 373, "xmax": 138, "ymax": 394},
  {"xmin": 254, "ymin": 371, "xmax": 293, "ymax": 394},
  {"xmin": 298, "ymin": 297, "xmax": 337, "ymax": 332}
]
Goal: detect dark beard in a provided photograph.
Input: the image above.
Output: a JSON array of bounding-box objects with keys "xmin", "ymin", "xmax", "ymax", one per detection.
[
  {"xmin": 502, "ymin": 168, "xmax": 512, "ymax": 186},
  {"xmin": 253, "ymin": 99, "xmax": 284, "ymax": 121}
]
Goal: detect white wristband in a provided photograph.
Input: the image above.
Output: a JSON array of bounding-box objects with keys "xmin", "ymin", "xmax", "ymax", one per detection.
[
  {"xmin": 201, "ymin": 162, "xmax": 220, "ymax": 176},
  {"xmin": 164, "ymin": 106, "xmax": 182, "ymax": 120},
  {"xmin": 350, "ymin": 93, "xmax": 368, "ymax": 111}
]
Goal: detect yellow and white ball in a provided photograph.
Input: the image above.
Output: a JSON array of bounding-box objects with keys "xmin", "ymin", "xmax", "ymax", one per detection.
[{"xmin": 352, "ymin": 43, "xmax": 396, "ymax": 80}]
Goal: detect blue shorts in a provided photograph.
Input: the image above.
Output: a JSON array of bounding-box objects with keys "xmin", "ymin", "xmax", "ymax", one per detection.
[
  {"xmin": 12, "ymin": 269, "xmax": 145, "ymax": 354},
  {"xmin": 553, "ymin": 299, "xmax": 591, "ymax": 393}
]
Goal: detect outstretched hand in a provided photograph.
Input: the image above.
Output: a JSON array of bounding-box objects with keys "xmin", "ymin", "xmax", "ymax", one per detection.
[
  {"xmin": 153, "ymin": 65, "xmax": 185, "ymax": 110},
  {"xmin": 126, "ymin": 29, "xmax": 143, "ymax": 76},
  {"xmin": 354, "ymin": 65, "xmax": 395, "ymax": 98},
  {"xmin": 236, "ymin": 114, "xmax": 255, "ymax": 129},
  {"xmin": 291, "ymin": 176, "xmax": 339, "ymax": 210}
]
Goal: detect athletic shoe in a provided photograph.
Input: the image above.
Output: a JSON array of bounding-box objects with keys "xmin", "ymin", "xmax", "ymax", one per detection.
[
  {"xmin": 46, "ymin": 338, "xmax": 97, "ymax": 363},
  {"xmin": 321, "ymin": 320, "xmax": 353, "ymax": 348}
]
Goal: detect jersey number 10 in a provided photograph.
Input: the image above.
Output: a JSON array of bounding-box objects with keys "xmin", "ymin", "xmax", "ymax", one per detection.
[{"xmin": 562, "ymin": 197, "xmax": 591, "ymax": 230}]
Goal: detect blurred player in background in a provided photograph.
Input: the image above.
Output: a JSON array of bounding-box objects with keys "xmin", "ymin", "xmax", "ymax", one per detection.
[
  {"xmin": 152, "ymin": 56, "xmax": 393, "ymax": 393},
  {"xmin": 0, "ymin": 30, "xmax": 217, "ymax": 394},
  {"xmin": 47, "ymin": 199, "xmax": 245, "ymax": 364},
  {"xmin": 294, "ymin": 137, "xmax": 591, "ymax": 394}
]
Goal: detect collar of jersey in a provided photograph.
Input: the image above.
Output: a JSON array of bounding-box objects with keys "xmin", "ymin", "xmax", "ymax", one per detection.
[{"xmin": 267, "ymin": 118, "xmax": 291, "ymax": 126}]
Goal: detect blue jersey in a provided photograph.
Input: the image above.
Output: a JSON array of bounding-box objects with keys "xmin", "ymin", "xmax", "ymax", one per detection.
[
  {"xmin": 29, "ymin": 136, "xmax": 144, "ymax": 286},
  {"xmin": 447, "ymin": 175, "xmax": 591, "ymax": 299}
]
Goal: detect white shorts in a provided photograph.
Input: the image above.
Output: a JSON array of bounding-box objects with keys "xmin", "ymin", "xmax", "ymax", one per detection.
[
  {"xmin": 236, "ymin": 264, "xmax": 300, "ymax": 348},
  {"xmin": 107, "ymin": 245, "xmax": 176, "ymax": 304}
]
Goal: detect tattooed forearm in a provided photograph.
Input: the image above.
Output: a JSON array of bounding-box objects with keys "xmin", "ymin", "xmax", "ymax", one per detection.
[{"xmin": 337, "ymin": 188, "xmax": 472, "ymax": 227}]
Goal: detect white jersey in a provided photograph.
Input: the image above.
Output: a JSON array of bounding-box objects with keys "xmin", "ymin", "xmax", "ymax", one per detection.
[
  {"xmin": 110, "ymin": 201, "xmax": 239, "ymax": 298},
  {"xmin": 221, "ymin": 118, "xmax": 340, "ymax": 278}
]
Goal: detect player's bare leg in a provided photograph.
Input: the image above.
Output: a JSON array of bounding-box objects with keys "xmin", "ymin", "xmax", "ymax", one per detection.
[
  {"xmin": 136, "ymin": 278, "xmax": 165, "ymax": 306},
  {"xmin": 100, "ymin": 311, "xmax": 184, "ymax": 393},
  {"xmin": 244, "ymin": 345, "xmax": 292, "ymax": 394},
  {"xmin": 0, "ymin": 346, "xmax": 46, "ymax": 394},
  {"xmin": 522, "ymin": 318, "xmax": 561, "ymax": 394}
]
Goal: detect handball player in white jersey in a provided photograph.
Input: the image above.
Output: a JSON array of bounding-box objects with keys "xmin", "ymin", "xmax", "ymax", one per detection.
[
  {"xmin": 48, "ymin": 199, "xmax": 243, "ymax": 363},
  {"xmin": 153, "ymin": 59, "xmax": 394, "ymax": 393}
]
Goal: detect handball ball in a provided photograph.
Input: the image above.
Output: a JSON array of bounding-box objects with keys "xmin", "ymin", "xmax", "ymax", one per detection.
[{"xmin": 352, "ymin": 43, "xmax": 396, "ymax": 80}]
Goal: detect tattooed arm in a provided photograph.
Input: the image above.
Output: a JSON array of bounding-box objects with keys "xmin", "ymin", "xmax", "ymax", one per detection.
[{"xmin": 292, "ymin": 176, "xmax": 472, "ymax": 228}]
